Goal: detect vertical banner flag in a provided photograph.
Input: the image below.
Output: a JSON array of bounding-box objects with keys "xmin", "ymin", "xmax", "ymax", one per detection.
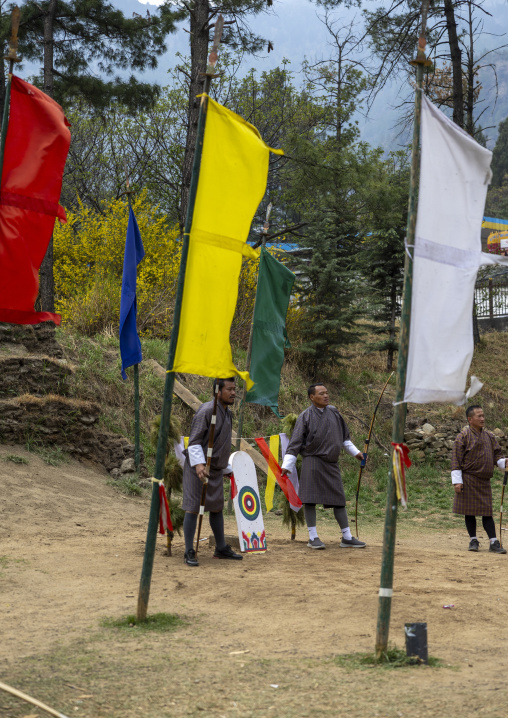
[
  {"xmin": 172, "ymin": 97, "xmax": 283, "ymax": 387},
  {"xmin": 0, "ymin": 76, "xmax": 70, "ymax": 325},
  {"xmin": 119, "ymin": 208, "xmax": 145, "ymax": 379},
  {"xmin": 264, "ymin": 433, "xmax": 280, "ymax": 512},
  {"xmin": 230, "ymin": 451, "xmax": 267, "ymax": 553},
  {"xmin": 404, "ymin": 95, "xmax": 508, "ymax": 405},
  {"xmin": 246, "ymin": 247, "xmax": 295, "ymax": 414},
  {"xmin": 279, "ymin": 432, "xmax": 300, "ymax": 512}
]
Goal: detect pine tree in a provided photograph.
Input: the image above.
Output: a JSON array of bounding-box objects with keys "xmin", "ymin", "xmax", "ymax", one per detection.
[
  {"xmin": 358, "ymin": 152, "xmax": 409, "ymax": 372},
  {"xmin": 491, "ymin": 117, "xmax": 508, "ymax": 187},
  {"xmin": 14, "ymin": 0, "xmax": 184, "ymax": 111}
]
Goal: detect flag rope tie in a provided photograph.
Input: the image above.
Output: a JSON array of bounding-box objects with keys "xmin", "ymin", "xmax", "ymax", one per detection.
[{"xmin": 391, "ymin": 443, "xmax": 411, "ymax": 509}]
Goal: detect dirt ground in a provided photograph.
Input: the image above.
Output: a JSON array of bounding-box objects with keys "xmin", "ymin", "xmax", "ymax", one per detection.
[{"xmin": 1, "ymin": 445, "xmax": 508, "ymax": 718}]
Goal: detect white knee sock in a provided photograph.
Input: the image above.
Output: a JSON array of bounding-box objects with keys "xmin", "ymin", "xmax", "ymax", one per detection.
[{"xmin": 308, "ymin": 526, "xmax": 318, "ymax": 540}]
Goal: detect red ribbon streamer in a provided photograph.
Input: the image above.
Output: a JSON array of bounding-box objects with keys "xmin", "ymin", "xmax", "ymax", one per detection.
[
  {"xmin": 158, "ymin": 483, "xmax": 173, "ymax": 534},
  {"xmin": 254, "ymin": 437, "xmax": 302, "ymax": 509},
  {"xmin": 230, "ymin": 473, "xmax": 238, "ymax": 500},
  {"xmin": 391, "ymin": 442, "xmax": 411, "ymax": 469}
]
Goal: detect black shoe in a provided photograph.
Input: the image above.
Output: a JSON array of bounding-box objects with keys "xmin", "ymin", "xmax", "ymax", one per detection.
[
  {"xmin": 184, "ymin": 549, "xmax": 199, "ymax": 566},
  {"xmin": 468, "ymin": 538, "xmax": 480, "ymax": 552},
  {"xmin": 489, "ymin": 540, "xmax": 507, "ymax": 554},
  {"xmin": 213, "ymin": 544, "xmax": 243, "ymax": 560}
]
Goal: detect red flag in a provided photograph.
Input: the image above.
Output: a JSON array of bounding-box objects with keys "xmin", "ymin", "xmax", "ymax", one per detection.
[
  {"xmin": 254, "ymin": 437, "xmax": 303, "ymax": 509},
  {"xmin": 0, "ymin": 76, "xmax": 71, "ymax": 325},
  {"xmin": 230, "ymin": 473, "xmax": 238, "ymax": 499},
  {"xmin": 159, "ymin": 483, "xmax": 173, "ymax": 534}
]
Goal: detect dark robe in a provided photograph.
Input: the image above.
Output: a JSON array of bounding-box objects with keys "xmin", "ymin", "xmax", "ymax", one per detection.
[
  {"xmin": 182, "ymin": 400, "xmax": 232, "ymax": 513},
  {"xmin": 451, "ymin": 426, "xmax": 503, "ymax": 516},
  {"xmin": 286, "ymin": 404, "xmax": 351, "ymax": 506}
]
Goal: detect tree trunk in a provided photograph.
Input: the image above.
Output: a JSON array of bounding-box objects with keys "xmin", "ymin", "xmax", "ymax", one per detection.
[
  {"xmin": 443, "ymin": 0, "xmax": 464, "ymax": 129},
  {"xmin": 39, "ymin": 0, "xmax": 58, "ymax": 313},
  {"xmin": 473, "ymin": 301, "xmax": 480, "ymax": 345},
  {"xmin": 179, "ymin": 0, "xmax": 210, "ymax": 231},
  {"xmin": 465, "ymin": 0, "xmax": 475, "ymax": 136}
]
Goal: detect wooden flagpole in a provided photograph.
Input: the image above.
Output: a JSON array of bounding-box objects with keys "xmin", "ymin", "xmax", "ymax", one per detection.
[
  {"xmin": 136, "ymin": 15, "xmax": 224, "ymax": 621},
  {"xmin": 0, "ymin": 6, "xmax": 21, "ymax": 179},
  {"xmin": 354, "ymin": 371, "xmax": 394, "ymax": 537},
  {"xmin": 374, "ymin": 0, "xmax": 431, "ymax": 659}
]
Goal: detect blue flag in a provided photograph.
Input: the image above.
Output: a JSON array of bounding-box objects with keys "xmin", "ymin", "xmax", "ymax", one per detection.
[{"xmin": 119, "ymin": 208, "xmax": 145, "ymax": 380}]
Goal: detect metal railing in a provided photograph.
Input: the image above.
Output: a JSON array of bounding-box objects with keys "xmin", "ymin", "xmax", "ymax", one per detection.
[{"xmin": 475, "ymin": 277, "xmax": 508, "ymax": 318}]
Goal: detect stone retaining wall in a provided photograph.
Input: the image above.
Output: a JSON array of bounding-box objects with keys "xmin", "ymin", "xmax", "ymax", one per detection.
[
  {"xmin": 0, "ymin": 395, "xmax": 142, "ymax": 472},
  {"xmin": 405, "ymin": 422, "xmax": 508, "ymax": 463}
]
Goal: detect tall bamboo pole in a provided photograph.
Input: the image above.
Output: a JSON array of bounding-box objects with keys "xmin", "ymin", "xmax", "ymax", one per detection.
[
  {"xmin": 136, "ymin": 16, "xmax": 224, "ymax": 621},
  {"xmin": 374, "ymin": 0, "xmax": 430, "ymax": 659},
  {"xmin": 0, "ymin": 7, "xmax": 20, "ymax": 179}
]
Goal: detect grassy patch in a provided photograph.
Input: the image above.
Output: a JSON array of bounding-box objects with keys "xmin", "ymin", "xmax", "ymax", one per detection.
[
  {"xmin": 28, "ymin": 444, "xmax": 70, "ymax": 467},
  {"xmin": 335, "ymin": 646, "xmax": 444, "ymax": 670},
  {"xmin": 101, "ymin": 612, "xmax": 184, "ymax": 633},
  {"xmin": 3, "ymin": 454, "xmax": 29, "ymax": 465},
  {"xmin": 107, "ymin": 474, "xmax": 144, "ymax": 496}
]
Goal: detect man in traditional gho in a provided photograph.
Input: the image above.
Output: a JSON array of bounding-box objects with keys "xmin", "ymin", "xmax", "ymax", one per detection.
[
  {"xmin": 281, "ymin": 383, "xmax": 366, "ymax": 550},
  {"xmin": 451, "ymin": 405, "xmax": 507, "ymax": 554},
  {"xmin": 182, "ymin": 378, "xmax": 243, "ymax": 566}
]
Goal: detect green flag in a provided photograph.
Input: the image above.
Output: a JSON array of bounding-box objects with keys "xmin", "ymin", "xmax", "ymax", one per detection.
[{"xmin": 246, "ymin": 247, "xmax": 295, "ymax": 416}]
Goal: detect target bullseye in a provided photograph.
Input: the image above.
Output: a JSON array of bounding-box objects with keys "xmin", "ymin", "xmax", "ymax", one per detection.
[{"xmin": 238, "ymin": 485, "xmax": 260, "ymax": 521}]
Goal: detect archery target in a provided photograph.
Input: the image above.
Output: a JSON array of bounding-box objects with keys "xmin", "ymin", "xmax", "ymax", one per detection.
[
  {"xmin": 238, "ymin": 486, "xmax": 260, "ymax": 521},
  {"xmin": 230, "ymin": 451, "xmax": 267, "ymax": 553}
]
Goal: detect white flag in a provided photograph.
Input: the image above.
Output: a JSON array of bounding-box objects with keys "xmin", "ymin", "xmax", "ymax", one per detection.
[{"xmin": 404, "ymin": 95, "xmax": 508, "ymax": 405}]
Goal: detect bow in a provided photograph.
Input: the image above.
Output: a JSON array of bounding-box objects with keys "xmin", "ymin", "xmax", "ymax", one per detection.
[{"xmin": 354, "ymin": 371, "xmax": 394, "ymax": 537}]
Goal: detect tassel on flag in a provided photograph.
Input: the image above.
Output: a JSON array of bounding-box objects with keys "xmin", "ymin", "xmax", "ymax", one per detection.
[
  {"xmin": 254, "ymin": 437, "xmax": 302, "ymax": 509},
  {"xmin": 391, "ymin": 443, "xmax": 411, "ymax": 509},
  {"xmin": 158, "ymin": 482, "xmax": 173, "ymax": 534}
]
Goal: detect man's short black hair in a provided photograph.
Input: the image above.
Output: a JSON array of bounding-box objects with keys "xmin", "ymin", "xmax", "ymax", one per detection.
[
  {"xmin": 466, "ymin": 404, "xmax": 482, "ymax": 418},
  {"xmin": 213, "ymin": 377, "xmax": 235, "ymax": 393},
  {"xmin": 308, "ymin": 383, "xmax": 326, "ymax": 397}
]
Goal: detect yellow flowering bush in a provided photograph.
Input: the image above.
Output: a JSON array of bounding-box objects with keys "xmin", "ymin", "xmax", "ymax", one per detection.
[{"xmin": 54, "ymin": 191, "xmax": 181, "ymax": 336}]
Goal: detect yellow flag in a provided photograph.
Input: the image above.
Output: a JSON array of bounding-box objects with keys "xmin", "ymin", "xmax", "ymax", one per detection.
[
  {"xmin": 264, "ymin": 434, "xmax": 280, "ymax": 512},
  {"xmin": 172, "ymin": 96, "xmax": 283, "ymax": 387}
]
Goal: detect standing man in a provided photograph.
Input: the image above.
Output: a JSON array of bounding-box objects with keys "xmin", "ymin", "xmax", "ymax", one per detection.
[
  {"xmin": 451, "ymin": 405, "xmax": 507, "ymax": 554},
  {"xmin": 182, "ymin": 378, "xmax": 243, "ymax": 566},
  {"xmin": 281, "ymin": 383, "xmax": 366, "ymax": 550}
]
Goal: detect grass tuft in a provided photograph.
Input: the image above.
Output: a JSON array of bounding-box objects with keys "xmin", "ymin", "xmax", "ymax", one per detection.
[
  {"xmin": 3, "ymin": 454, "xmax": 29, "ymax": 465},
  {"xmin": 335, "ymin": 645, "xmax": 443, "ymax": 670},
  {"xmin": 101, "ymin": 613, "xmax": 184, "ymax": 632},
  {"xmin": 107, "ymin": 475, "xmax": 144, "ymax": 496}
]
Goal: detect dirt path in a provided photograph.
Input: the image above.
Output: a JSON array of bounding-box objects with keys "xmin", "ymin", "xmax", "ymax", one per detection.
[{"xmin": 1, "ymin": 445, "xmax": 508, "ymax": 718}]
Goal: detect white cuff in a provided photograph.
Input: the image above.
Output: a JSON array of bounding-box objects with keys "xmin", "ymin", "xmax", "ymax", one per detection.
[
  {"xmin": 222, "ymin": 464, "xmax": 233, "ymax": 476},
  {"xmin": 188, "ymin": 444, "xmax": 206, "ymax": 467},
  {"xmin": 344, "ymin": 440, "xmax": 360, "ymax": 457},
  {"xmin": 497, "ymin": 458, "xmax": 506, "ymax": 470},
  {"xmin": 281, "ymin": 454, "xmax": 297, "ymax": 472},
  {"xmin": 451, "ymin": 470, "xmax": 463, "ymax": 485}
]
